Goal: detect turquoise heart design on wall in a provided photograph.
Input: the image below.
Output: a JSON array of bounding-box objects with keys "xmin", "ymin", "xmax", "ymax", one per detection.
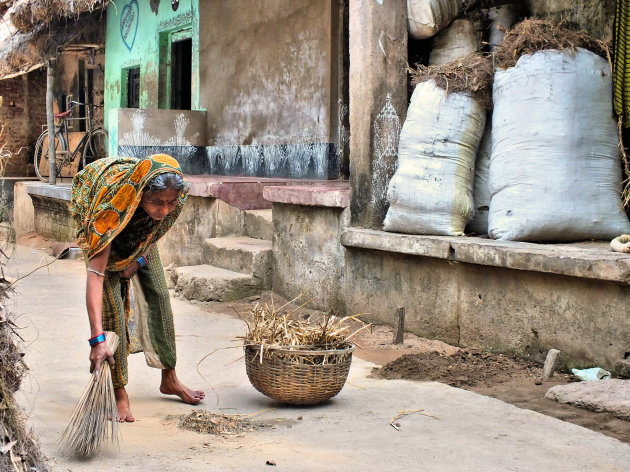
[{"xmin": 120, "ymin": 0, "xmax": 139, "ymax": 52}]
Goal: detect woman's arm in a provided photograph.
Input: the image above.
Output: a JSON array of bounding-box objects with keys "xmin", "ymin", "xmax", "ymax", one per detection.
[
  {"xmin": 86, "ymin": 244, "xmax": 115, "ymax": 374},
  {"xmin": 119, "ymin": 243, "xmax": 155, "ymax": 280}
]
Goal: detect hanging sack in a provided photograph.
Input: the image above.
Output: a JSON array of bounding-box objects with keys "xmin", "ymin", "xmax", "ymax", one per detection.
[
  {"xmin": 429, "ymin": 19, "xmax": 481, "ymax": 65},
  {"xmin": 407, "ymin": 0, "xmax": 461, "ymax": 40}
]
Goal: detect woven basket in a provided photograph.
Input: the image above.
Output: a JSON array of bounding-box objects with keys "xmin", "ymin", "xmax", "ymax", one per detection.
[{"xmin": 244, "ymin": 343, "xmax": 354, "ymax": 405}]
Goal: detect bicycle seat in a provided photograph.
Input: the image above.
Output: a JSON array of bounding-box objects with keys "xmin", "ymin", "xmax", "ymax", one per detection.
[{"xmin": 54, "ymin": 110, "xmax": 73, "ymax": 119}]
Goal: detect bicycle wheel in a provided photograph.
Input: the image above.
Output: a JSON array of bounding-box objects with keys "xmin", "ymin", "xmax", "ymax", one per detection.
[
  {"xmin": 82, "ymin": 128, "xmax": 109, "ymax": 168},
  {"xmin": 34, "ymin": 130, "xmax": 65, "ymax": 183}
]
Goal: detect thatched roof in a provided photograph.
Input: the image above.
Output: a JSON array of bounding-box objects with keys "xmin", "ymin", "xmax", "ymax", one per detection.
[
  {"xmin": 0, "ymin": 0, "xmax": 106, "ymax": 79},
  {"xmin": 8, "ymin": 0, "xmax": 106, "ymax": 33}
]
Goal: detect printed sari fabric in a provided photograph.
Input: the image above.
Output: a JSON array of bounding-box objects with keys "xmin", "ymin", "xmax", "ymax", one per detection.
[
  {"xmin": 71, "ymin": 154, "xmax": 188, "ymax": 271},
  {"xmin": 71, "ymin": 155, "xmax": 187, "ymax": 387},
  {"xmin": 103, "ymin": 246, "xmax": 176, "ymax": 388},
  {"xmin": 614, "ymin": 0, "xmax": 630, "ymax": 127}
]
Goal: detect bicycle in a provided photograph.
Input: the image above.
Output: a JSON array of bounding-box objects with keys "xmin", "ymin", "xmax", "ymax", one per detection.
[{"xmin": 34, "ymin": 101, "xmax": 109, "ymax": 182}]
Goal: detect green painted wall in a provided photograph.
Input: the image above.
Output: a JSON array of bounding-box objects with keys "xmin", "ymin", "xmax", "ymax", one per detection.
[{"xmin": 104, "ymin": 0, "xmax": 199, "ymax": 136}]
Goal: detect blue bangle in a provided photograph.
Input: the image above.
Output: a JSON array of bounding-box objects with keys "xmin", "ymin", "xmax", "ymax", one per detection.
[
  {"xmin": 89, "ymin": 333, "xmax": 106, "ymax": 347},
  {"xmin": 137, "ymin": 256, "xmax": 147, "ymax": 268}
]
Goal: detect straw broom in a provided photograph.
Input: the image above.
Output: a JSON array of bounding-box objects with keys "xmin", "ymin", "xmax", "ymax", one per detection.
[{"xmin": 58, "ymin": 331, "xmax": 119, "ymax": 458}]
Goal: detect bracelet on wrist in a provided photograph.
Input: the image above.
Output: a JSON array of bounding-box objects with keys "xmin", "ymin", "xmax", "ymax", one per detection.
[
  {"xmin": 89, "ymin": 333, "xmax": 106, "ymax": 347},
  {"xmin": 137, "ymin": 256, "xmax": 148, "ymax": 268}
]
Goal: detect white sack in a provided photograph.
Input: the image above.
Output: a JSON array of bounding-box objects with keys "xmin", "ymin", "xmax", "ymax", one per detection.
[
  {"xmin": 384, "ymin": 79, "xmax": 486, "ymax": 236},
  {"xmin": 407, "ymin": 0, "xmax": 461, "ymax": 40},
  {"xmin": 467, "ymin": 117, "xmax": 491, "ymax": 234},
  {"xmin": 429, "ymin": 19, "xmax": 481, "ymax": 65},
  {"xmin": 489, "ymin": 48, "xmax": 630, "ymax": 241}
]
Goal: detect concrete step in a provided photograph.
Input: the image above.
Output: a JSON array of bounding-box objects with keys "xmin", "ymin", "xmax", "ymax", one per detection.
[
  {"xmin": 172, "ymin": 265, "xmax": 263, "ymax": 302},
  {"xmin": 204, "ymin": 236, "xmax": 272, "ymax": 287},
  {"xmin": 243, "ymin": 209, "xmax": 272, "ymax": 240}
]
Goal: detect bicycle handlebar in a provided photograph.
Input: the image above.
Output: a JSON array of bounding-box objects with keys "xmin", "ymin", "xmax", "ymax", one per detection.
[{"xmin": 69, "ymin": 100, "xmax": 103, "ymax": 107}]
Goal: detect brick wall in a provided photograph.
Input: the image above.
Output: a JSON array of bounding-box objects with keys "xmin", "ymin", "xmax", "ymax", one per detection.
[{"xmin": 0, "ymin": 68, "xmax": 47, "ymax": 177}]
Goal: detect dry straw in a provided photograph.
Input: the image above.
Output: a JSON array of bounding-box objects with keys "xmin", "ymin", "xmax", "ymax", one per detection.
[
  {"xmin": 410, "ymin": 53, "xmax": 494, "ymax": 109},
  {"xmin": 493, "ymin": 18, "xmax": 607, "ymax": 70},
  {"xmin": 58, "ymin": 331, "xmax": 119, "ymax": 458},
  {"xmin": 235, "ymin": 296, "xmax": 370, "ymax": 365}
]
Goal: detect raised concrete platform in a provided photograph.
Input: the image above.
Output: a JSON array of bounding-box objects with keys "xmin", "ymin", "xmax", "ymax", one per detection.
[
  {"xmin": 172, "ymin": 264, "xmax": 263, "ymax": 302},
  {"xmin": 186, "ymin": 175, "xmax": 336, "ymax": 210},
  {"xmin": 263, "ymin": 181, "xmax": 350, "ymax": 208},
  {"xmin": 341, "ymin": 228, "xmax": 630, "ymax": 285}
]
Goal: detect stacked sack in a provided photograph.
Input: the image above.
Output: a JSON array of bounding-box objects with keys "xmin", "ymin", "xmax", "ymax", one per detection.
[
  {"xmin": 388, "ymin": 18, "xmax": 630, "ymax": 242},
  {"xmin": 384, "ymin": 55, "xmax": 493, "ymax": 235}
]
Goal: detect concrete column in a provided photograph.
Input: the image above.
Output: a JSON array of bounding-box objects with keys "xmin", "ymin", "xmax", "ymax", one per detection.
[{"xmin": 349, "ymin": 0, "xmax": 407, "ymax": 228}]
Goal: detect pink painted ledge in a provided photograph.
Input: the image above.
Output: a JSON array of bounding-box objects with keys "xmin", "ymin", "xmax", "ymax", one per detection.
[
  {"xmin": 263, "ymin": 182, "xmax": 350, "ymax": 208},
  {"xmin": 184, "ymin": 175, "xmax": 333, "ymax": 210}
]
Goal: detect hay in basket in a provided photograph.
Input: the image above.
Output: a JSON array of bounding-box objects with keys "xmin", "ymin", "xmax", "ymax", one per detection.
[
  {"xmin": 58, "ymin": 331, "xmax": 119, "ymax": 458},
  {"xmin": 236, "ymin": 298, "xmax": 370, "ymax": 405}
]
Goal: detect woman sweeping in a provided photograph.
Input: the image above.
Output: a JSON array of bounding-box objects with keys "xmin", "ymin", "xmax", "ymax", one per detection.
[{"xmin": 71, "ymin": 154, "xmax": 204, "ymax": 422}]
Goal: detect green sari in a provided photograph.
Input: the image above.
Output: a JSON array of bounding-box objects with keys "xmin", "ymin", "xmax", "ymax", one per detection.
[{"xmin": 71, "ymin": 155, "xmax": 188, "ymax": 387}]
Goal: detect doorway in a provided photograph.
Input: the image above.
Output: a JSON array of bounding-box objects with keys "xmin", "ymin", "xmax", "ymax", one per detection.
[{"xmin": 170, "ymin": 37, "xmax": 192, "ymax": 110}]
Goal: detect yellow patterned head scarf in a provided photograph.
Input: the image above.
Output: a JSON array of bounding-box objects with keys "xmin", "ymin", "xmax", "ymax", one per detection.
[{"xmin": 71, "ymin": 154, "xmax": 188, "ymax": 270}]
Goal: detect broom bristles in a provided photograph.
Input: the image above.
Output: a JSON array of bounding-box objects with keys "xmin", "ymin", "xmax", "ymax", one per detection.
[{"xmin": 58, "ymin": 331, "xmax": 120, "ymax": 457}]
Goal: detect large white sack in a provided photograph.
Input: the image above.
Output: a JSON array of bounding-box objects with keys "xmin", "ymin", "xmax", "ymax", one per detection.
[
  {"xmin": 407, "ymin": 0, "xmax": 460, "ymax": 40},
  {"xmin": 467, "ymin": 116, "xmax": 491, "ymax": 234},
  {"xmin": 489, "ymin": 48, "xmax": 630, "ymax": 241},
  {"xmin": 429, "ymin": 19, "xmax": 481, "ymax": 66},
  {"xmin": 384, "ymin": 79, "xmax": 486, "ymax": 235}
]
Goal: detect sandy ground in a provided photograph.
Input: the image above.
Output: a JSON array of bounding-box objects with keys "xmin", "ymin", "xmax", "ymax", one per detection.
[{"xmin": 7, "ymin": 242, "xmax": 630, "ymax": 471}]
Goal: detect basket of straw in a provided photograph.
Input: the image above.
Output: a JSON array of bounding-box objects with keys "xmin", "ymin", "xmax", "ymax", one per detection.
[{"xmin": 239, "ymin": 300, "xmax": 365, "ymax": 405}]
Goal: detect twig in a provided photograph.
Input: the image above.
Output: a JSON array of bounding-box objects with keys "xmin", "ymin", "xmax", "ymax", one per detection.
[{"xmin": 389, "ymin": 409, "xmax": 441, "ymax": 431}]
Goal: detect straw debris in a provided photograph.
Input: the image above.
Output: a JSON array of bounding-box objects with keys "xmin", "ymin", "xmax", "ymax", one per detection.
[
  {"xmin": 410, "ymin": 54, "xmax": 494, "ymax": 109},
  {"xmin": 177, "ymin": 410, "xmax": 269, "ymax": 435},
  {"xmin": 235, "ymin": 297, "xmax": 370, "ymax": 365},
  {"xmin": 493, "ymin": 18, "xmax": 607, "ymax": 69}
]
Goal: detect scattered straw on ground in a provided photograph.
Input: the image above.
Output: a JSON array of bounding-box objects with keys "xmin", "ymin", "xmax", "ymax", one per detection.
[
  {"xmin": 410, "ymin": 53, "xmax": 494, "ymax": 109},
  {"xmin": 177, "ymin": 410, "xmax": 270, "ymax": 435},
  {"xmin": 493, "ymin": 18, "xmax": 607, "ymax": 69}
]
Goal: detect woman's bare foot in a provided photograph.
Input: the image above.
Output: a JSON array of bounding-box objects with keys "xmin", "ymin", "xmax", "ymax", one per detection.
[
  {"xmin": 159, "ymin": 369, "xmax": 205, "ymax": 404},
  {"xmin": 114, "ymin": 387, "xmax": 135, "ymax": 422}
]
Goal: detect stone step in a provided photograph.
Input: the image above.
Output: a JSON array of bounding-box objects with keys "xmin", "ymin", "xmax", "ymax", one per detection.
[
  {"xmin": 204, "ymin": 236, "xmax": 272, "ymax": 287},
  {"xmin": 172, "ymin": 265, "xmax": 263, "ymax": 302},
  {"xmin": 243, "ymin": 209, "xmax": 272, "ymax": 240}
]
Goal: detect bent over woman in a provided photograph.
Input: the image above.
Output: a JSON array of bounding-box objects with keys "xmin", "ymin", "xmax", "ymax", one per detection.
[{"xmin": 71, "ymin": 154, "xmax": 204, "ymax": 422}]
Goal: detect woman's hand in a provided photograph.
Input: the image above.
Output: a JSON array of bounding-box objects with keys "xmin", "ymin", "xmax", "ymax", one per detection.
[
  {"xmin": 90, "ymin": 340, "xmax": 115, "ymax": 375},
  {"xmin": 120, "ymin": 261, "xmax": 140, "ymax": 280}
]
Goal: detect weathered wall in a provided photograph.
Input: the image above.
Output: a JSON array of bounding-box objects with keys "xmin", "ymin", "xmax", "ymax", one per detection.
[
  {"xmin": 30, "ymin": 195, "xmax": 74, "ymax": 242},
  {"xmin": 527, "ymin": 0, "xmax": 615, "ymax": 40},
  {"xmin": 198, "ymin": 0, "xmax": 337, "ymax": 146},
  {"xmin": 343, "ymin": 247, "xmax": 630, "ymax": 370},
  {"xmin": 110, "ymin": 107, "xmax": 207, "ymax": 158},
  {"xmin": 104, "ymin": 0, "xmax": 199, "ymax": 125},
  {"xmin": 157, "ymin": 196, "xmax": 251, "ymax": 267},
  {"xmin": 0, "ymin": 70, "xmax": 47, "ymax": 176},
  {"xmin": 272, "ymin": 203, "xmax": 348, "ymax": 311}
]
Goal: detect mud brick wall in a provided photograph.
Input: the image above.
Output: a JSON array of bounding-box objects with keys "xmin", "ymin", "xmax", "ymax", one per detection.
[
  {"xmin": 0, "ymin": 69, "xmax": 47, "ymax": 177},
  {"xmin": 30, "ymin": 194, "xmax": 74, "ymax": 242}
]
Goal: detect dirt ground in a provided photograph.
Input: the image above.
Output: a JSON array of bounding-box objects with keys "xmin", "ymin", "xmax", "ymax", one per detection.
[
  {"xmin": 218, "ymin": 294, "xmax": 630, "ymax": 444},
  {"xmin": 355, "ymin": 327, "xmax": 630, "ymax": 444}
]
